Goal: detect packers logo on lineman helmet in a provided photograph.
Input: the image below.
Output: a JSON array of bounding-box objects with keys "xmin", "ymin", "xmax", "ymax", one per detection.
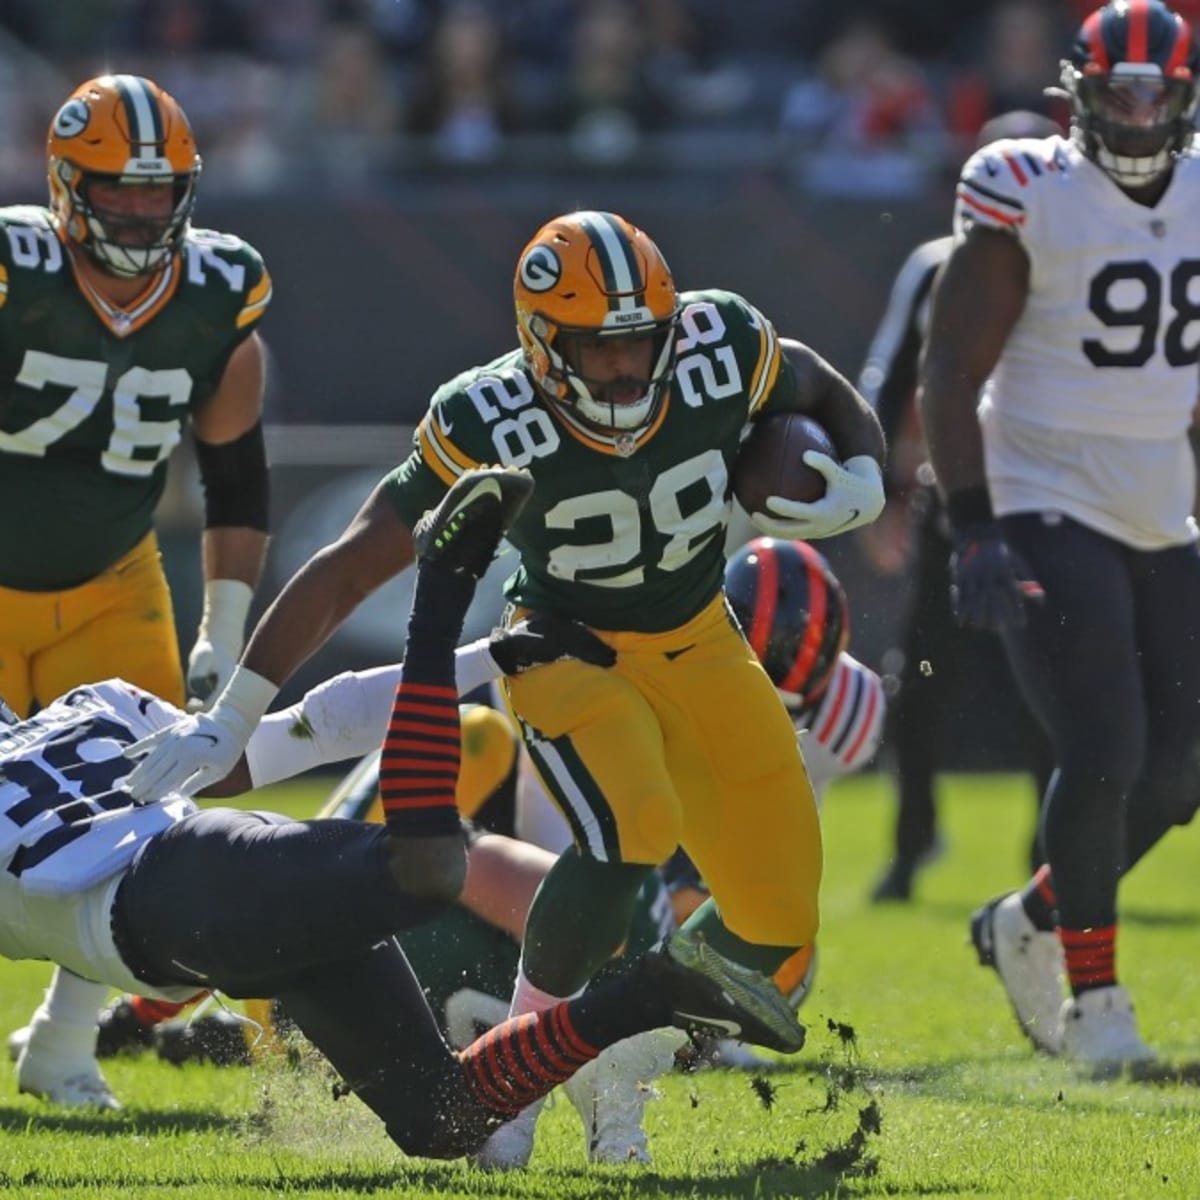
[
  {"xmin": 724, "ymin": 537, "xmax": 849, "ymax": 712},
  {"xmin": 47, "ymin": 74, "xmax": 201, "ymax": 278},
  {"xmin": 514, "ymin": 211, "xmax": 680, "ymax": 439}
]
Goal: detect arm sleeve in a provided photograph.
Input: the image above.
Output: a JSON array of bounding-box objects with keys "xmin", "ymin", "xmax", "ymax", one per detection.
[
  {"xmin": 857, "ymin": 239, "xmax": 947, "ymax": 456},
  {"xmin": 244, "ymin": 640, "xmax": 503, "ymax": 787}
]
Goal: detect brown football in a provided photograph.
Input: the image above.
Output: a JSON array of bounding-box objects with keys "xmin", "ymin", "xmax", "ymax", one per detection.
[{"xmin": 732, "ymin": 413, "xmax": 837, "ymax": 516}]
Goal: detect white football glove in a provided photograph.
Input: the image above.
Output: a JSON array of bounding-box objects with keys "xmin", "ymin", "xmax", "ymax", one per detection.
[
  {"xmin": 750, "ymin": 454, "xmax": 885, "ymax": 541},
  {"xmin": 126, "ymin": 667, "xmax": 277, "ymax": 802},
  {"xmin": 186, "ymin": 580, "xmax": 253, "ymax": 712}
]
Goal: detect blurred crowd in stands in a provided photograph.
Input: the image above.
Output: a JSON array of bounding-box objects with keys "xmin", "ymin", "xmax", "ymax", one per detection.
[{"xmin": 0, "ymin": 0, "xmax": 1156, "ymax": 199}]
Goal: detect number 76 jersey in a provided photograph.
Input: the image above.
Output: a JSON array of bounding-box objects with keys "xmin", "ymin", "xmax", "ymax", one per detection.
[
  {"xmin": 0, "ymin": 206, "xmax": 271, "ymax": 590},
  {"xmin": 386, "ymin": 288, "xmax": 798, "ymax": 633}
]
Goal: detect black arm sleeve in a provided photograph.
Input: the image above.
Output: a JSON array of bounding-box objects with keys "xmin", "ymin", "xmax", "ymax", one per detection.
[
  {"xmin": 856, "ymin": 236, "xmax": 951, "ymax": 466},
  {"xmin": 193, "ymin": 421, "xmax": 270, "ymax": 531}
]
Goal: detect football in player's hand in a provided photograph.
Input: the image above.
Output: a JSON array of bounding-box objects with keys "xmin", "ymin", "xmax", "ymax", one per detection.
[{"xmin": 732, "ymin": 413, "xmax": 837, "ymax": 515}]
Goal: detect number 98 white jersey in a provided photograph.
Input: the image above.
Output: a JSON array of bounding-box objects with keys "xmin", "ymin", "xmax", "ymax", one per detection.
[{"xmin": 955, "ymin": 134, "xmax": 1200, "ymax": 547}]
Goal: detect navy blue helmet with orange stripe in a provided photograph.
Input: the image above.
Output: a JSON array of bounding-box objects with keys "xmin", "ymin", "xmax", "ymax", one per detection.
[
  {"xmin": 514, "ymin": 211, "xmax": 680, "ymax": 441},
  {"xmin": 47, "ymin": 74, "xmax": 201, "ymax": 278},
  {"xmin": 1059, "ymin": 0, "xmax": 1199, "ymax": 188},
  {"xmin": 724, "ymin": 537, "xmax": 849, "ymax": 712}
]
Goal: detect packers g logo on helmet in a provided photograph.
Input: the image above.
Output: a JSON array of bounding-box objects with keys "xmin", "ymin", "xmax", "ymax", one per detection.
[
  {"xmin": 513, "ymin": 210, "xmax": 680, "ymax": 443},
  {"xmin": 52, "ymin": 100, "xmax": 90, "ymax": 139},
  {"xmin": 47, "ymin": 74, "xmax": 201, "ymax": 278},
  {"xmin": 518, "ymin": 245, "xmax": 562, "ymax": 292}
]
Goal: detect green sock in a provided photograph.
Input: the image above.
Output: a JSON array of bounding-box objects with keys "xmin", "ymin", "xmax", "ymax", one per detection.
[
  {"xmin": 522, "ymin": 847, "xmax": 653, "ymax": 996},
  {"xmin": 682, "ymin": 897, "xmax": 795, "ymax": 975}
]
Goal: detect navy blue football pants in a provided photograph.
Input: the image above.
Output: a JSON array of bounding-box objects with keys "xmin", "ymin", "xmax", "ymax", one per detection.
[
  {"xmin": 998, "ymin": 513, "xmax": 1200, "ymax": 929},
  {"xmin": 111, "ymin": 808, "xmax": 488, "ymax": 1156}
]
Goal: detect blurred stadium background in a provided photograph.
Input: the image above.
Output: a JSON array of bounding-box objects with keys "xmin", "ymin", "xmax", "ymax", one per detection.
[{"xmin": 0, "ymin": 0, "xmax": 1137, "ymax": 762}]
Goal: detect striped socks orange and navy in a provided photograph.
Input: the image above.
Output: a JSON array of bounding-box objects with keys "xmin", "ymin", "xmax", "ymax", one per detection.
[
  {"xmin": 459, "ymin": 1005, "xmax": 598, "ymax": 1121},
  {"xmin": 1060, "ymin": 923, "xmax": 1118, "ymax": 996},
  {"xmin": 381, "ymin": 561, "xmax": 473, "ymax": 838},
  {"xmin": 380, "ymin": 679, "xmax": 462, "ymax": 838}
]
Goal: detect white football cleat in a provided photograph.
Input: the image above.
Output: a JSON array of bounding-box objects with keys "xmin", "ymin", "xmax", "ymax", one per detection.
[
  {"xmin": 1059, "ymin": 985, "xmax": 1155, "ymax": 1075},
  {"xmin": 970, "ymin": 891, "xmax": 1065, "ymax": 1053},
  {"xmin": 563, "ymin": 1028, "xmax": 684, "ymax": 1165},
  {"xmin": 14, "ymin": 1011, "xmax": 120, "ymax": 1111},
  {"xmin": 694, "ymin": 1037, "xmax": 778, "ymax": 1072},
  {"xmin": 7, "ymin": 1024, "xmax": 29, "ymax": 1063},
  {"xmin": 472, "ymin": 1097, "xmax": 543, "ymax": 1170}
]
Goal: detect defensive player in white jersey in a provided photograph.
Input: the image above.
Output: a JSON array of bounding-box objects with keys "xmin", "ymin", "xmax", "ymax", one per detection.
[
  {"xmin": 0, "ymin": 468, "xmax": 809, "ymax": 1144},
  {"xmin": 921, "ymin": 0, "xmax": 1200, "ymax": 1070}
]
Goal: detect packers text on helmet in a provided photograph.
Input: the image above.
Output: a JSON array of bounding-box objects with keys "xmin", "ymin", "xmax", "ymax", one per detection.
[
  {"xmin": 1059, "ymin": 0, "xmax": 1199, "ymax": 188},
  {"xmin": 47, "ymin": 74, "xmax": 201, "ymax": 278},
  {"xmin": 725, "ymin": 537, "xmax": 850, "ymax": 712},
  {"xmin": 514, "ymin": 211, "xmax": 680, "ymax": 442}
]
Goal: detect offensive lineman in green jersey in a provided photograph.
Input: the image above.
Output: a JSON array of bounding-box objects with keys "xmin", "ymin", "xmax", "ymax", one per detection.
[
  {"xmin": 3, "ymin": 74, "xmax": 271, "ymax": 1109},
  {"xmin": 125, "ymin": 211, "xmax": 885, "ymax": 1165}
]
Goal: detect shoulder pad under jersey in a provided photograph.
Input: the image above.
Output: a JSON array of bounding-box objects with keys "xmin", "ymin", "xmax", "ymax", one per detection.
[
  {"xmin": 955, "ymin": 134, "xmax": 1071, "ymax": 240},
  {"xmin": 677, "ymin": 287, "xmax": 784, "ymax": 418},
  {"xmin": 180, "ymin": 227, "xmax": 273, "ymax": 331},
  {"xmin": 416, "ymin": 351, "xmax": 533, "ymax": 485}
]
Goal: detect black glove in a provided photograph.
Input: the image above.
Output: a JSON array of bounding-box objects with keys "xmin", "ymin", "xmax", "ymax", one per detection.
[
  {"xmin": 488, "ymin": 612, "xmax": 616, "ymax": 675},
  {"xmin": 950, "ymin": 523, "xmax": 1044, "ymax": 631}
]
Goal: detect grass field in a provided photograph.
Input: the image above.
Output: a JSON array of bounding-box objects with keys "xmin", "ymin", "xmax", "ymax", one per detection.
[{"xmin": 2, "ymin": 772, "xmax": 1199, "ymax": 1199}]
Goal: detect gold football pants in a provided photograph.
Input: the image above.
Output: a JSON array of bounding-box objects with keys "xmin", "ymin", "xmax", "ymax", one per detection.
[
  {"xmin": 505, "ymin": 593, "xmax": 821, "ymax": 949},
  {"xmin": 0, "ymin": 532, "xmax": 184, "ymax": 716}
]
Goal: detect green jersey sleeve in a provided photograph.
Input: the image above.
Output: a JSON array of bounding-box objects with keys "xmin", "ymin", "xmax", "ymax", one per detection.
[{"xmin": 383, "ymin": 351, "xmax": 533, "ymax": 530}]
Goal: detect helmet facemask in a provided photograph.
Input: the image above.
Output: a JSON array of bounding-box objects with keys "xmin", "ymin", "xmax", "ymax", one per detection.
[
  {"xmin": 55, "ymin": 164, "xmax": 198, "ymax": 278},
  {"xmin": 530, "ymin": 312, "xmax": 679, "ymax": 435},
  {"xmin": 1064, "ymin": 60, "xmax": 1197, "ymax": 187}
]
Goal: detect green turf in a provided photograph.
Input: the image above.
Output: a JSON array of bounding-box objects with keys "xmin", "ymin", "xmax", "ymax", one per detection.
[{"xmin": 2, "ymin": 773, "xmax": 1199, "ymax": 1198}]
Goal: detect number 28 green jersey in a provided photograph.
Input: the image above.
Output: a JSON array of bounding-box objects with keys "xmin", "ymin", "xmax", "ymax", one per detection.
[
  {"xmin": 386, "ymin": 289, "xmax": 801, "ymax": 632},
  {"xmin": 0, "ymin": 206, "xmax": 271, "ymax": 590}
]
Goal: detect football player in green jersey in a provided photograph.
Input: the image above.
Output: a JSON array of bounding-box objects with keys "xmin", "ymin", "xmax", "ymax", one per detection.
[
  {"xmin": 3, "ymin": 74, "xmax": 272, "ymax": 1109},
  {"xmin": 126, "ymin": 210, "xmax": 885, "ymax": 1163}
]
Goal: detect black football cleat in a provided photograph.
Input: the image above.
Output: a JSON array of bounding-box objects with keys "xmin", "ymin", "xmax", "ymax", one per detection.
[
  {"xmin": 646, "ymin": 929, "xmax": 806, "ymax": 1055},
  {"xmin": 154, "ymin": 1010, "xmax": 254, "ymax": 1067},
  {"xmin": 412, "ymin": 467, "xmax": 534, "ymax": 580},
  {"xmin": 95, "ymin": 997, "xmax": 155, "ymax": 1059}
]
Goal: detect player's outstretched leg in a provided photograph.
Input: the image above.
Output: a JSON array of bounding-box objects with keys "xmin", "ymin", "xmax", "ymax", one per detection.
[
  {"xmin": 449, "ymin": 929, "xmax": 805, "ymax": 1159},
  {"xmin": 381, "ymin": 468, "xmax": 534, "ymax": 899}
]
